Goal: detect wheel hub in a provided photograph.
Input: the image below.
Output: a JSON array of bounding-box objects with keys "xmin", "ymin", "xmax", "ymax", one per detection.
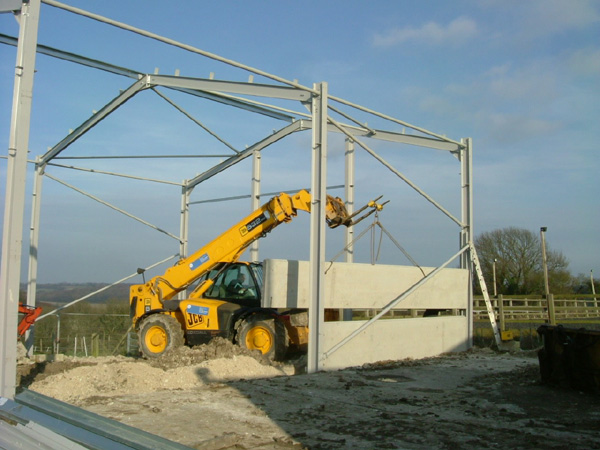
[
  {"xmin": 146, "ymin": 325, "xmax": 167, "ymax": 352},
  {"xmin": 246, "ymin": 326, "xmax": 272, "ymax": 354}
]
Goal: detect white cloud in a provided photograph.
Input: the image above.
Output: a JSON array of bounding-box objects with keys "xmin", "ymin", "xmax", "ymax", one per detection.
[{"xmin": 372, "ymin": 16, "xmax": 478, "ymax": 47}]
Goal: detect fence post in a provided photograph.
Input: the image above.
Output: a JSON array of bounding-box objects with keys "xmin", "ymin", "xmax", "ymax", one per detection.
[
  {"xmin": 91, "ymin": 333, "xmax": 99, "ymax": 357},
  {"xmin": 498, "ymin": 294, "xmax": 505, "ymax": 332},
  {"xmin": 547, "ymin": 293, "xmax": 556, "ymax": 325},
  {"xmin": 54, "ymin": 314, "xmax": 61, "ymax": 354},
  {"xmin": 591, "ymin": 270, "xmax": 597, "ymax": 307}
]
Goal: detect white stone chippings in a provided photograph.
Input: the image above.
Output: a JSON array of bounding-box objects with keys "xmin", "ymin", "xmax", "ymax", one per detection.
[{"xmin": 28, "ymin": 356, "xmax": 287, "ymax": 403}]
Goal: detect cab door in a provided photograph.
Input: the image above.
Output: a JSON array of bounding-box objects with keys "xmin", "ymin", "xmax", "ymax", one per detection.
[{"xmin": 203, "ymin": 263, "xmax": 261, "ymax": 307}]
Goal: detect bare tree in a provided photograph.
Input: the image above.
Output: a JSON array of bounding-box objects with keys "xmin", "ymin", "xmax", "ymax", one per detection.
[{"xmin": 475, "ymin": 227, "xmax": 570, "ymax": 295}]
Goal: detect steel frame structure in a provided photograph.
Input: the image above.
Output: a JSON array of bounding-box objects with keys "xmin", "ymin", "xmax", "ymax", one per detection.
[{"xmin": 0, "ymin": 0, "xmax": 500, "ymax": 398}]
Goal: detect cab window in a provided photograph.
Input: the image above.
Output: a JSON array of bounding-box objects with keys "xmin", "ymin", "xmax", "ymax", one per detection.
[{"xmin": 204, "ymin": 265, "xmax": 259, "ymax": 303}]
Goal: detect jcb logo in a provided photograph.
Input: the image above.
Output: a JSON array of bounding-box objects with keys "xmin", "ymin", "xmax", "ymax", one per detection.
[{"xmin": 187, "ymin": 314, "xmax": 204, "ymax": 327}]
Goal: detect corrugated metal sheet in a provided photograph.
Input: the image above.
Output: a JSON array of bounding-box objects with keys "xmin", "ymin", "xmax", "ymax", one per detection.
[
  {"xmin": 0, "ymin": 418, "xmax": 87, "ymax": 449},
  {"xmin": 0, "ymin": 390, "xmax": 192, "ymax": 449}
]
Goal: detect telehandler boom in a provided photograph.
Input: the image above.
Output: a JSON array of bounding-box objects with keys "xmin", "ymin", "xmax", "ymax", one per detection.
[{"xmin": 130, "ymin": 190, "xmax": 384, "ymax": 359}]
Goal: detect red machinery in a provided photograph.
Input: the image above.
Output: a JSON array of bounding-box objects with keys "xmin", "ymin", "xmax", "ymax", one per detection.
[{"xmin": 18, "ymin": 303, "xmax": 42, "ymax": 337}]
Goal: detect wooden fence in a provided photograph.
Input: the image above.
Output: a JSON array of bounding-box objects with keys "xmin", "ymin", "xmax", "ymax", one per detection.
[{"xmin": 474, "ymin": 294, "xmax": 600, "ymax": 324}]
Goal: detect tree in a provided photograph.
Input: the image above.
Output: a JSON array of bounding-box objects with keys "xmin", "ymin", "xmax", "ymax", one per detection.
[{"xmin": 474, "ymin": 227, "xmax": 570, "ymax": 295}]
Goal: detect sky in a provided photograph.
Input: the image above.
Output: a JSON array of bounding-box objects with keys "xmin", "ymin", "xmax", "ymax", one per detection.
[{"xmin": 0, "ymin": 0, "xmax": 598, "ymax": 285}]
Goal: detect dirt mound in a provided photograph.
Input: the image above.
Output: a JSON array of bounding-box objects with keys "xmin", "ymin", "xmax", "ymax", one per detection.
[
  {"xmin": 23, "ymin": 339, "xmax": 295, "ymax": 405},
  {"xmin": 146, "ymin": 336, "xmax": 270, "ymax": 370}
]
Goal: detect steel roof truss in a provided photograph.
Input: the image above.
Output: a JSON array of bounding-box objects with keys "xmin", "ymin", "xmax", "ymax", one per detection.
[
  {"xmin": 146, "ymin": 74, "xmax": 311, "ymax": 101},
  {"xmin": 40, "ymin": 77, "xmax": 148, "ymax": 164},
  {"xmin": 186, "ymin": 120, "xmax": 306, "ymax": 189}
]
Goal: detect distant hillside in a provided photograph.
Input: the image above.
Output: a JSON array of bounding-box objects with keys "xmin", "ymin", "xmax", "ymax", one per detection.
[{"xmin": 21, "ymin": 283, "xmax": 131, "ymax": 305}]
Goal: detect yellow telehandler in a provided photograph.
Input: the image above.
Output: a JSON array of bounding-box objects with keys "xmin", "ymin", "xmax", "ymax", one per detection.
[{"xmin": 130, "ymin": 190, "xmax": 384, "ymax": 360}]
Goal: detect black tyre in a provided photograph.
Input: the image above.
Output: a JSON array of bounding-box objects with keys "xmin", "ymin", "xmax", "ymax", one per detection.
[
  {"xmin": 238, "ymin": 315, "xmax": 288, "ymax": 361},
  {"xmin": 139, "ymin": 314, "xmax": 184, "ymax": 358}
]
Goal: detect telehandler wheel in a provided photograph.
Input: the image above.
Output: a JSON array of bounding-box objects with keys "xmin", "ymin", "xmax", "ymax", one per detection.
[
  {"xmin": 139, "ymin": 314, "xmax": 184, "ymax": 358},
  {"xmin": 238, "ymin": 315, "xmax": 288, "ymax": 361}
]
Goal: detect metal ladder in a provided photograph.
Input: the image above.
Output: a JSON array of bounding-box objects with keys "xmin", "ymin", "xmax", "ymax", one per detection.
[{"xmin": 470, "ymin": 243, "xmax": 502, "ymax": 346}]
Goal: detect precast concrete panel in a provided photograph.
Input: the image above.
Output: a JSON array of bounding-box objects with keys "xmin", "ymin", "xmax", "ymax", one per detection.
[
  {"xmin": 321, "ymin": 316, "xmax": 469, "ymax": 370},
  {"xmin": 262, "ymin": 259, "xmax": 469, "ymax": 310}
]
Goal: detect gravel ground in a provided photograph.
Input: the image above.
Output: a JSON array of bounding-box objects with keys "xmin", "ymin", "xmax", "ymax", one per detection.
[{"xmin": 17, "ymin": 340, "xmax": 600, "ymax": 450}]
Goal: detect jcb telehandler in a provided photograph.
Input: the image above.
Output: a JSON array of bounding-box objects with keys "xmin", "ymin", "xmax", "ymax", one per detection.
[{"xmin": 130, "ymin": 190, "xmax": 384, "ymax": 360}]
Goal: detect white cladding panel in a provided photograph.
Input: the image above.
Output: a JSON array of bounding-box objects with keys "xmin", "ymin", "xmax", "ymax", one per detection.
[
  {"xmin": 262, "ymin": 259, "xmax": 468, "ymax": 309},
  {"xmin": 321, "ymin": 316, "xmax": 469, "ymax": 369}
]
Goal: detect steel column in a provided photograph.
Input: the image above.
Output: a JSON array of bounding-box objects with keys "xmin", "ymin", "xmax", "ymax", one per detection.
[
  {"xmin": 342, "ymin": 139, "xmax": 355, "ymax": 321},
  {"xmin": 179, "ymin": 183, "xmax": 191, "ymax": 259},
  {"xmin": 24, "ymin": 159, "xmax": 44, "ymax": 354},
  {"xmin": 178, "ymin": 182, "xmax": 191, "ymax": 298},
  {"xmin": 344, "ymin": 139, "xmax": 355, "ymax": 263},
  {"xmin": 460, "ymin": 138, "xmax": 474, "ymax": 346},
  {"xmin": 0, "ymin": 0, "xmax": 41, "ymax": 399},
  {"xmin": 249, "ymin": 149, "xmax": 262, "ymax": 262},
  {"xmin": 307, "ymin": 83, "xmax": 328, "ymax": 373}
]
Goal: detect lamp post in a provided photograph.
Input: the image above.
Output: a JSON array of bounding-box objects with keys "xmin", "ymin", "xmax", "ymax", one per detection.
[
  {"xmin": 540, "ymin": 227, "xmax": 555, "ymax": 324},
  {"xmin": 540, "ymin": 227, "xmax": 550, "ymax": 298},
  {"xmin": 492, "ymin": 258, "xmax": 498, "ymax": 298}
]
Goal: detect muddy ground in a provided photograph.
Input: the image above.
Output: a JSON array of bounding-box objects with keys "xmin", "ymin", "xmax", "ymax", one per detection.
[{"xmin": 18, "ymin": 340, "xmax": 600, "ymax": 450}]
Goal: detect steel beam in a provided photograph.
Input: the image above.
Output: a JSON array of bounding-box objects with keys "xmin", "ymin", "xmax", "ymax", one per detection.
[
  {"xmin": 0, "ymin": 33, "xmax": 467, "ymax": 146},
  {"xmin": 186, "ymin": 121, "xmax": 305, "ymax": 189},
  {"xmin": 43, "ymin": 0, "xmax": 318, "ymax": 94},
  {"xmin": 0, "ymin": 0, "xmax": 41, "ymax": 399},
  {"xmin": 299, "ymin": 118, "xmax": 461, "ymax": 152},
  {"xmin": 330, "ymin": 94, "xmax": 463, "ymax": 146},
  {"xmin": 0, "ymin": 32, "xmax": 140, "ymax": 77},
  {"xmin": 1, "ymin": 32, "xmax": 298, "ymax": 121},
  {"xmin": 40, "ymin": 77, "xmax": 148, "ymax": 163},
  {"xmin": 147, "ymin": 74, "xmax": 311, "ymax": 101},
  {"xmin": 0, "ymin": 0, "xmax": 21, "ymax": 12},
  {"xmin": 329, "ymin": 115, "xmax": 464, "ymax": 227},
  {"xmin": 347, "ymin": 127, "xmax": 461, "ymax": 152}
]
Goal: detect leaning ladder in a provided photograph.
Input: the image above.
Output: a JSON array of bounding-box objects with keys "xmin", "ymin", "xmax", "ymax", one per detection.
[{"xmin": 470, "ymin": 243, "xmax": 502, "ymax": 346}]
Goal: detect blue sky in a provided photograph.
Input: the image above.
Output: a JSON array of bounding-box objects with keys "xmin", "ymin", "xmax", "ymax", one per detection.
[{"xmin": 1, "ymin": 0, "xmax": 598, "ymax": 284}]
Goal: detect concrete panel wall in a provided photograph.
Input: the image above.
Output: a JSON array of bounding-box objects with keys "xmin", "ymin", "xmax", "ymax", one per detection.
[
  {"xmin": 320, "ymin": 316, "xmax": 469, "ymax": 370},
  {"xmin": 262, "ymin": 259, "xmax": 469, "ymax": 310}
]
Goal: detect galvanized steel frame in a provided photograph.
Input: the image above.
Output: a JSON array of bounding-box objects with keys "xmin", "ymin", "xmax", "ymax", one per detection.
[{"xmin": 0, "ymin": 0, "xmax": 489, "ymax": 401}]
